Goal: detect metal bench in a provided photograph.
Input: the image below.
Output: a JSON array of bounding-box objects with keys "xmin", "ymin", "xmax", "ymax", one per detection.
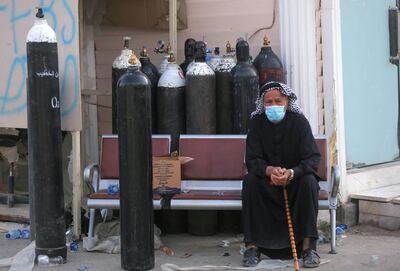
[{"xmin": 84, "ymin": 134, "xmax": 340, "ymax": 253}]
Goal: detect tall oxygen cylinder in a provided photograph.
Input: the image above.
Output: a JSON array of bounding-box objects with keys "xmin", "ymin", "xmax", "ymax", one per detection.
[
  {"xmin": 186, "ymin": 41, "xmax": 216, "ymax": 134},
  {"xmin": 112, "ymin": 37, "xmax": 135, "ymax": 134},
  {"xmin": 157, "ymin": 52, "xmax": 186, "ymax": 152},
  {"xmin": 253, "ymin": 35, "xmax": 284, "ymax": 86},
  {"xmin": 26, "ymin": 8, "xmax": 66, "ymax": 261},
  {"xmin": 117, "ymin": 53, "xmax": 154, "ymax": 270},
  {"xmin": 231, "ymin": 40, "xmax": 259, "ymax": 134},
  {"xmin": 215, "ymin": 42, "xmax": 236, "ymax": 134},
  {"xmin": 180, "ymin": 38, "xmax": 196, "ymax": 75},
  {"xmin": 140, "ymin": 46, "xmax": 160, "ymax": 133}
]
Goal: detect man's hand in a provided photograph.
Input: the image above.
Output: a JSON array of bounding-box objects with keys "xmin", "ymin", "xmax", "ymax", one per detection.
[{"xmin": 267, "ymin": 166, "xmax": 291, "ymax": 186}]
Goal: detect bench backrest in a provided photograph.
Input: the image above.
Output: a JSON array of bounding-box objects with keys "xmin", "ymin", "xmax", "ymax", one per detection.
[
  {"xmin": 180, "ymin": 135, "xmax": 327, "ymax": 181},
  {"xmin": 100, "ymin": 134, "xmax": 171, "ymax": 180},
  {"xmin": 179, "ymin": 135, "xmax": 247, "ymax": 180}
]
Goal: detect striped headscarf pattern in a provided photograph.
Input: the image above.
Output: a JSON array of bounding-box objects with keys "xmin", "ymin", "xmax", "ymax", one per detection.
[{"xmin": 251, "ymin": 81, "xmax": 302, "ymax": 117}]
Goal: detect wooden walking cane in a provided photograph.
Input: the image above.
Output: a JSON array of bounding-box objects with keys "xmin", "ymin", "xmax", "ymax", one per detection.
[{"xmin": 283, "ymin": 187, "xmax": 300, "ymax": 271}]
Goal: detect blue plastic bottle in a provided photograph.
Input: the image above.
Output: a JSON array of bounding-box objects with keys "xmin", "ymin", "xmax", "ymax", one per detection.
[
  {"xmin": 20, "ymin": 229, "xmax": 31, "ymax": 239},
  {"xmin": 5, "ymin": 229, "xmax": 21, "ymax": 240}
]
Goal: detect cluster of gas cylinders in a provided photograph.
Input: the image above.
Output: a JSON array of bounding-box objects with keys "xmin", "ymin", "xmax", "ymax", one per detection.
[{"xmin": 112, "ymin": 36, "xmax": 284, "ymax": 151}]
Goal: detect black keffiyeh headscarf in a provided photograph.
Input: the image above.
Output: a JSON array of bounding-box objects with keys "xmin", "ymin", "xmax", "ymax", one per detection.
[{"xmin": 251, "ymin": 81, "xmax": 302, "ymax": 117}]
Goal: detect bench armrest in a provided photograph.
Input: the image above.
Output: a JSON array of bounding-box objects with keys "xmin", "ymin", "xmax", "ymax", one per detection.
[
  {"xmin": 330, "ymin": 165, "xmax": 340, "ymax": 198},
  {"xmin": 329, "ymin": 165, "xmax": 340, "ymax": 210},
  {"xmin": 84, "ymin": 163, "xmax": 100, "ymax": 194}
]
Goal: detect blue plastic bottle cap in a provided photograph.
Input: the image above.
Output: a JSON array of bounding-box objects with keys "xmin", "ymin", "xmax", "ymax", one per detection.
[
  {"xmin": 70, "ymin": 242, "xmax": 79, "ymax": 252},
  {"xmin": 338, "ymin": 223, "xmax": 348, "ymax": 230}
]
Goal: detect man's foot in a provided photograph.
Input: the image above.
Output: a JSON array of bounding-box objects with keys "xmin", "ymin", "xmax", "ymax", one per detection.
[
  {"xmin": 302, "ymin": 248, "xmax": 320, "ymax": 268},
  {"xmin": 242, "ymin": 247, "xmax": 260, "ymax": 267}
]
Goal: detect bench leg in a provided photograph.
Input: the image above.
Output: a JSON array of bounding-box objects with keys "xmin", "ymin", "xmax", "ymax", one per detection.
[
  {"xmin": 88, "ymin": 208, "xmax": 95, "ymax": 238},
  {"xmin": 329, "ymin": 208, "xmax": 337, "ymax": 254}
]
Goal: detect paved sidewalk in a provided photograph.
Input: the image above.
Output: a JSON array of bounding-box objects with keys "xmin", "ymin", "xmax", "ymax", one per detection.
[{"xmin": 1, "ymin": 224, "xmax": 400, "ymax": 271}]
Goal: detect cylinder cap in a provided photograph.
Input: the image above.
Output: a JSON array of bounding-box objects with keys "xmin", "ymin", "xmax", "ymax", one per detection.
[
  {"xmin": 184, "ymin": 38, "xmax": 196, "ymax": 58},
  {"xmin": 194, "ymin": 41, "xmax": 207, "ymax": 60},
  {"xmin": 35, "ymin": 7, "xmax": 44, "ymax": 18},
  {"xmin": 168, "ymin": 52, "xmax": 176, "ymax": 63},
  {"xmin": 236, "ymin": 40, "xmax": 250, "ymax": 62},
  {"xmin": 263, "ymin": 35, "xmax": 271, "ymax": 47},
  {"xmin": 226, "ymin": 41, "xmax": 233, "ymax": 53},
  {"xmin": 128, "ymin": 52, "xmax": 140, "ymax": 65},
  {"xmin": 140, "ymin": 46, "xmax": 149, "ymax": 57},
  {"xmin": 165, "ymin": 43, "xmax": 171, "ymax": 54},
  {"xmin": 123, "ymin": 37, "xmax": 131, "ymax": 49}
]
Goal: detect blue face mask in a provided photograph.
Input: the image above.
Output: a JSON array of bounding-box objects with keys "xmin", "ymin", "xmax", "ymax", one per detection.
[{"xmin": 265, "ymin": 105, "xmax": 286, "ymax": 123}]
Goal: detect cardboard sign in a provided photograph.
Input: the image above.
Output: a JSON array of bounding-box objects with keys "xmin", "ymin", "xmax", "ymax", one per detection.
[{"xmin": 152, "ymin": 157, "xmax": 181, "ymax": 195}]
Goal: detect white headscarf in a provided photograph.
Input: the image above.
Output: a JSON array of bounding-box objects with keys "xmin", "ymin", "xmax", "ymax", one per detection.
[{"xmin": 251, "ymin": 81, "xmax": 302, "ymax": 117}]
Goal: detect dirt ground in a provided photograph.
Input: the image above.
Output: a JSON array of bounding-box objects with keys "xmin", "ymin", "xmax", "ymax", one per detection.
[{"xmin": 1, "ymin": 224, "xmax": 400, "ymax": 271}]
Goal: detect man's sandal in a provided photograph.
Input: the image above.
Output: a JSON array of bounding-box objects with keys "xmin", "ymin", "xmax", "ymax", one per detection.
[
  {"xmin": 243, "ymin": 247, "xmax": 261, "ymax": 267},
  {"xmin": 302, "ymin": 248, "xmax": 321, "ymax": 268}
]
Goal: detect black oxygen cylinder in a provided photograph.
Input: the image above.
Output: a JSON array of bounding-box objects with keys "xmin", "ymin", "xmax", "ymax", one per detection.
[
  {"xmin": 26, "ymin": 8, "xmax": 66, "ymax": 261},
  {"xmin": 186, "ymin": 41, "xmax": 216, "ymax": 134},
  {"xmin": 180, "ymin": 38, "xmax": 196, "ymax": 75},
  {"xmin": 253, "ymin": 35, "xmax": 284, "ymax": 86},
  {"xmin": 215, "ymin": 42, "xmax": 236, "ymax": 134},
  {"xmin": 231, "ymin": 40, "xmax": 259, "ymax": 134},
  {"xmin": 140, "ymin": 46, "xmax": 160, "ymax": 133},
  {"xmin": 117, "ymin": 52, "xmax": 154, "ymax": 270},
  {"xmin": 112, "ymin": 37, "xmax": 135, "ymax": 134},
  {"xmin": 157, "ymin": 53, "xmax": 186, "ymax": 152}
]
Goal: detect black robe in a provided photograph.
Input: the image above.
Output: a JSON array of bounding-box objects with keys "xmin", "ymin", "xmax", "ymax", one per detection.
[{"xmin": 242, "ymin": 111, "xmax": 321, "ymax": 257}]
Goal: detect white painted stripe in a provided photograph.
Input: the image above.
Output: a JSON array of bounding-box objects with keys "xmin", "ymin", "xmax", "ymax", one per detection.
[
  {"xmin": 186, "ymin": 62, "xmax": 215, "ymax": 76},
  {"xmin": 112, "ymin": 48, "xmax": 140, "ymax": 69},
  {"xmin": 215, "ymin": 56, "xmax": 236, "ymax": 72},
  {"xmin": 26, "ymin": 18, "xmax": 56, "ymax": 43},
  {"xmin": 158, "ymin": 63, "xmax": 186, "ymax": 87}
]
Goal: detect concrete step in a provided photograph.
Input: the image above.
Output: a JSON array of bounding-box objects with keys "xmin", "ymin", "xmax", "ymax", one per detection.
[
  {"xmin": 350, "ymin": 183, "xmax": 400, "ymax": 203},
  {"xmin": 358, "ymin": 200, "xmax": 400, "ymax": 231}
]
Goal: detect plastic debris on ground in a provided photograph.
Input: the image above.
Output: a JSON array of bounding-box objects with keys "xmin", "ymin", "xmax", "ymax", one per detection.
[
  {"xmin": 37, "ymin": 255, "xmax": 64, "ymax": 267},
  {"xmin": 77, "ymin": 264, "xmax": 90, "ymax": 271},
  {"xmin": 83, "ymin": 220, "xmax": 173, "ymax": 255},
  {"xmin": 368, "ymin": 255, "xmax": 379, "ymax": 267},
  {"xmin": 4, "ymin": 229, "xmax": 30, "ymax": 240},
  {"xmin": 317, "ymin": 230, "xmax": 329, "ymax": 244},
  {"xmin": 336, "ymin": 223, "xmax": 348, "ymax": 245},
  {"xmin": 179, "ymin": 252, "xmax": 192, "ymax": 258},
  {"xmin": 70, "ymin": 241, "xmax": 79, "ymax": 252},
  {"xmin": 160, "ymin": 258, "xmax": 330, "ymax": 271},
  {"xmin": 219, "ymin": 240, "xmax": 230, "ymax": 247},
  {"xmin": 0, "ymin": 241, "xmax": 35, "ymax": 271}
]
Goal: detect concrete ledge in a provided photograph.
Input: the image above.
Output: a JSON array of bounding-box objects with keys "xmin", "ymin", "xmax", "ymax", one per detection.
[
  {"xmin": 347, "ymin": 161, "xmax": 400, "ymax": 199},
  {"xmin": 359, "ymin": 212, "xmax": 400, "ymax": 231},
  {"xmin": 350, "ymin": 184, "xmax": 400, "ymax": 203},
  {"xmin": 359, "ymin": 201, "xmax": 400, "ymax": 217}
]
